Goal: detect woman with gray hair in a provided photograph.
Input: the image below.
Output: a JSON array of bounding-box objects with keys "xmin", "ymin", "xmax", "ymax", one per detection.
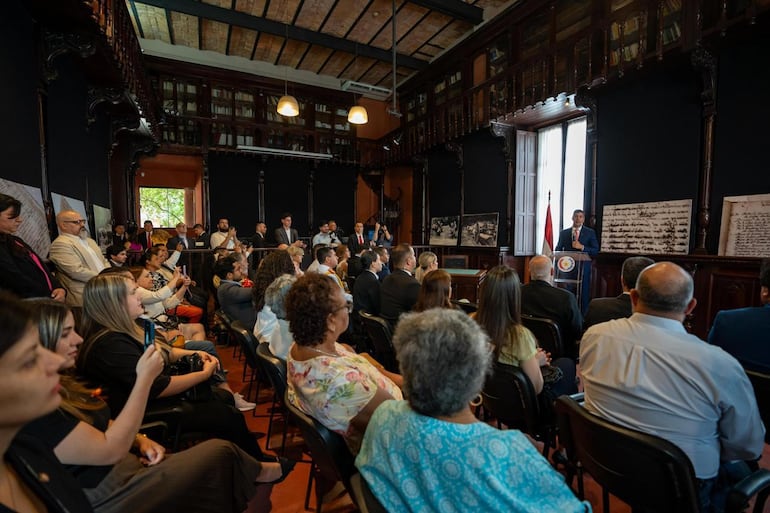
[
  {"xmin": 356, "ymin": 308, "xmax": 589, "ymax": 512},
  {"xmin": 253, "ymin": 273, "xmax": 296, "ymax": 360}
]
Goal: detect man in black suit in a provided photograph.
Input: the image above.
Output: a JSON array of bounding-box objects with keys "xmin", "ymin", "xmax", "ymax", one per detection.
[
  {"xmin": 353, "ymin": 250, "xmax": 382, "ymax": 315},
  {"xmin": 112, "ymin": 223, "xmax": 127, "ymax": 246},
  {"xmin": 583, "ymin": 256, "xmax": 654, "ymax": 331},
  {"xmin": 555, "ymin": 209, "xmax": 599, "ymax": 313},
  {"xmin": 167, "ymin": 222, "xmax": 192, "ymax": 251},
  {"xmin": 248, "ymin": 221, "xmax": 268, "ymax": 276},
  {"xmin": 521, "ymin": 255, "xmax": 583, "ymax": 360},
  {"xmin": 347, "ymin": 221, "xmax": 373, "ymax": 256},
  {"xmin": 274, "ymin": 212, "xmax": 305, "ymax": 248},
  {"xmin": 191, "ymin": 223, "xmax": 210, "ymax": 249},
  {"xmin": 380, "ymin": 244, "xmax": 420, "ymax": 327},
  {"xmin": 138, "ymin": 220, "xmax": 155, "ymax": 250}
]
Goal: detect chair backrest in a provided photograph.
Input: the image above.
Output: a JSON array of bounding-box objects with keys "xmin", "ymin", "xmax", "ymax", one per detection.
[
  {"xmin": 745, "ymin": 369, "xmax": 770, "ymax": 444},
  {"xmin": 521, "ymin": 314, "xmax": 564, "ymax": 359},
  {"xmin": 358, "ymin": 311, "xmax": 398, "ymax": 372},
  {"xmin": 481, "ymin": 361, "xmax": 541, "ymax": 436},
  {"xmin": 256, "ymin": 342, "xmax": 288, "ymax": 400},
  {"xmin": 554, "ymin": 395, "xmax": 701, "ymax": 513},
  {"xmin": 441, "ymin": 254, "xmax": 468, "ymax": 269},
  {"xmin": 230, "ymin": 320, "xmax": 260, "ymax": 372},
  {"xmin": 284, "ymin": 391, "xmax": 356, "ymax": 490}
]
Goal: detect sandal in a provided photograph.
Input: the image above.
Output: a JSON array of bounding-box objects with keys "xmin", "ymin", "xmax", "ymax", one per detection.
[{"xmin": 261, "ymin": 456, "xmax": 296, "ymax": 485}]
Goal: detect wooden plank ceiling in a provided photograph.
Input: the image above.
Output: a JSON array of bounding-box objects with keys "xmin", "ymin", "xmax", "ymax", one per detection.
[{"xmin": 127, "ymin": 0, "xmax": 514, "ymax": 89}]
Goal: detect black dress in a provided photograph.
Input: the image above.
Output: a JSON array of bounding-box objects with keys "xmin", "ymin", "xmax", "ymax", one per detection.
[{"xmin": 0, "ymin": 234, "xmax": 62, "ymax": 299}]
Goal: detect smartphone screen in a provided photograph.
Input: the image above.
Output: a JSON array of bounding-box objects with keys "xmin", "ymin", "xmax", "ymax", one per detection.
[
  {"xmin": 143, "ymin": 319, "xmax": 155, "ymax": 351},
  {"xmin": 182, "ymin": 264, "xmax": 187, "ymax": 277}
]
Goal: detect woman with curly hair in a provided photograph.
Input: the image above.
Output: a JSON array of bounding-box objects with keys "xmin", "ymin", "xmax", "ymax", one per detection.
[
  {"xmin": 285, "ymin": 273, "xmax": 402, "ymax": 454},
  {"xmin": 413, "ymin": 269, "xmax": 454, "ymax": 312},
  {"xmin": 252, "ymin": 250, "xmax": 295, "ymax": 311}
]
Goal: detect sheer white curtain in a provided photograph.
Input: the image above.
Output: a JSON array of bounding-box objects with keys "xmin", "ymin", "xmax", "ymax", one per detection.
[
  {"xmin": 535, "ymin": 125, "xmax": 563, "ymax": 254},
  {"xmin": 562, "ymin": 117, "xmax": 587, "ymax": 229}
]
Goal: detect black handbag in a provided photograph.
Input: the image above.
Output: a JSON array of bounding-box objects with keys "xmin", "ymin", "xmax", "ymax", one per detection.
[
  {"xmin": 152, "ymin": 314, "xmax": 180, "ymax": 331},
  {"xmin": 166, "ymin": 353, "xmax": 213, "ymax": 402}
]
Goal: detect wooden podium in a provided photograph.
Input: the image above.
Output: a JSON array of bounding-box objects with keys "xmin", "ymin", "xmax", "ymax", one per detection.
[
  {"xmin": 443, "ymin": 268, "xmax": 487, "ymax": 304},
  {"xmin": 553, "ymin": 251, "xmax": 592, "ymax": 308}
]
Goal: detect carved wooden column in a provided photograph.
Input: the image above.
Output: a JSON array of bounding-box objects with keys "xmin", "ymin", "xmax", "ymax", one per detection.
[
  {"xmin": 692, "ymin": 48, "xmax": 717, "ymax": 254},
  {"xmin": 575, "ymin": 87, "xmax": 598, "ymax": 228},
  {"xmin": 491, "ymin": 122, "xmax": 514, "ymax": 247}
]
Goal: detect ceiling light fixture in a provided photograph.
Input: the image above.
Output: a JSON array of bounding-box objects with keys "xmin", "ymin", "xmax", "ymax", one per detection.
[
  {"xmin": 277, "ymin": 24, "xmax": 299, "ymax": 117},
  {"xmin": 347, "ymin": 43, "xmax": 368, "ymax": 125}
]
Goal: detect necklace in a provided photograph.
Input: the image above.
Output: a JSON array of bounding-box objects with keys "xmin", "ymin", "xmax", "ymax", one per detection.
[{"xmin": 305, "ymin": 345, "xmax": 339, "ymax": 358}]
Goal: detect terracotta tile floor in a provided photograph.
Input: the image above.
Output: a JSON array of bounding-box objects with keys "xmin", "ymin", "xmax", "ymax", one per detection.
[{"xmin": 218, "ymin": 342, "xmax": 770, "ymax": 513}]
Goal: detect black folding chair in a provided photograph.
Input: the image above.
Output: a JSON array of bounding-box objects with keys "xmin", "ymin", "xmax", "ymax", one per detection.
[
  {"xmin": 521, "ymin": 314, "xmax": 564, "ymax": 359},
  {"xmin": 359, "ymin": 311, "xmax": 398, "ymax": 372}
]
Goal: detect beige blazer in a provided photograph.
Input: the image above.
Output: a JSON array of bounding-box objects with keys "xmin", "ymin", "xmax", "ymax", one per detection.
[{"xmin": 49, "ymin": 234, "xmax": 108, "ymax": 306}]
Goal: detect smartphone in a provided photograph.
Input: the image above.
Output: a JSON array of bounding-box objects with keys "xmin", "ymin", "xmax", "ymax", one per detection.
[
  {"xmin": 182, "ymin": 264, "xmax": 187, "ymax": 277},
  {"xmin": 143, "ymin": 318, "xmax": 155, "ymax": 351}
]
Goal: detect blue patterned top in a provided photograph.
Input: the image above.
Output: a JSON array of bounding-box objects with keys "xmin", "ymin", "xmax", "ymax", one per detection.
[{"xmin": 356, "ymin": 400, "xmax": 590, "ymax": 513}]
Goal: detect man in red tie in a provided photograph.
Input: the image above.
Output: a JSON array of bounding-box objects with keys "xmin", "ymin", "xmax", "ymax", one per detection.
[
  {"xmin": 348, "ymin": 221, "xmax": 369, "ymax": 255},
  {"xmin": 140, "ymin": 220, "xmax": 155, "ymax": 250}
]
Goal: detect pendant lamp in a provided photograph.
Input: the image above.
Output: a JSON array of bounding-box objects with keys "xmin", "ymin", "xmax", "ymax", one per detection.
[
  {"xmin": 277, "ymin": 24, "xmax": 299, "ymax": 117},
  {"xmin": 347, "ymin": 104, "xmax": 368, "ymax": 124}
]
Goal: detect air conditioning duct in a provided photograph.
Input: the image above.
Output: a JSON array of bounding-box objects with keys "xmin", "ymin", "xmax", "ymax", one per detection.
[{"xmin": 340, "ymin": 80, "xmax": 391, "ymax": 100}]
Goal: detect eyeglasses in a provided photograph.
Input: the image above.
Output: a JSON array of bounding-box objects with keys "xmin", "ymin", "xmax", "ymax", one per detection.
[{"xmin": 64, "ymin": 219, "xmax": 86, "ymax": 225}]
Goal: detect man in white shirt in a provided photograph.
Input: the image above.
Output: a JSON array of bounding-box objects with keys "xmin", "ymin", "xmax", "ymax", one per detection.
[
  {"xmin": 311, "ymin": 220, "xmax": 339, "ymax": 247},
  {"xmin": 209, "ymin": 218, "xmax": 239, "ymax": 250},
  {"xmin": 49, "ymin": 210, "xmax": 108, "ymax": 306},
  {"xmin": 581, "ymin": 262, "xmax": 765, "ymax": 512}
]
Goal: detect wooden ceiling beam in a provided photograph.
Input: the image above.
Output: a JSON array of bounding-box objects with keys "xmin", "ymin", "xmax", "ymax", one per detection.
[
  {"xmin": 136, "ymin": 0, "xmax": 428, "ymax": 70},
  {"xmin": 408, "ymin": 0, "xmax": 483, "ymax": 25}
]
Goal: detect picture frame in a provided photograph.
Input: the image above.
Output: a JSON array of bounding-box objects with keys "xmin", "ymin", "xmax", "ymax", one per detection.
[
  {"xmin": 460, "ymin": 212, "xmax": 499, "ymax": 247},
  {"xmin": 429, "ymin": 215, "xmax": 460, "ymax": 246}
]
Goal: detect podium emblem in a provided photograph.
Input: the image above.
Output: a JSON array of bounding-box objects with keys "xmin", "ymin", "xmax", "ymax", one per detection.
[{"xmin": 557, "ymin": 256, "xmax": 576, "ymax": 273}]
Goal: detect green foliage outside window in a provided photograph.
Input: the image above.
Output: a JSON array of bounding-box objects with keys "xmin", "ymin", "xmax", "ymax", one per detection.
[{"xmin": 139, "ymin": 187, "xmax": 185, "ymax": 227}]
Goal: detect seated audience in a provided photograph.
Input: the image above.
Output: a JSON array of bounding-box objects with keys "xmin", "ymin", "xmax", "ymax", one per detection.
[
  {"xmin": 252, "ymin": 250, "xmax": 295, "ymax": 312},
  {"xmin": 112, "ymin": 223, "xmax": 127, "ymax": 246},
  {"xmin": 106, "ymin": 244, "xmax": 128, "ymax": 268},
  {"xmin": 143, "ymin": 246, "xmax": 203, "ymax": 323},
  {"xmin": 286, "ymin": 245, "xmax": 305, "ymax": 276},
  {"xmin": 583, "ymin": 255, "xmax": 653, "ymax": 330},
  {"xmin": 520, "ymin": 255, "xmax": 582, "ymax": 360},
  {"xmin": 254, "ymin": 274, "xmax": 296, "ymax": 360},
  {"xmin": 413, "ymin": 269, "xmax": 453, "ymax": 312},
  {"xmin": 352, "ymin": 250, "xmax": 382, "ymax": 315},
  {"xmin": 414, "ymin": 250, "xmax": 438, "ymax": 284},
  {"xmin": 76, "ymin": 274, "xmax": 292, "ymax": 469},
  {"xmin": 0, "ymin": 193, "xmax": 66, "ymax": 301},
  {"xmin": 581, "ymin": 262, "xmax": 765, "ymax": 512},
  {"xmin": 374, "ymin": 246, "xmax": 391, "ymax": 280},
  {"xmin": 356, "ymin": 308, "xmax": 589, "ymax": 513},
  {"xmin": 286, "ymin": 273, "xmax": 403, "ymax": 454},
  {"xmin": 24, "ymin": 298, "xmax": 284, "ymax": 513},
  {"xmin": 305, "ymin": 244, "xmax": 325, "ymax": 274},
  {"xmin": 311, "ymin": 220, "xmax": 338, "ymax": 247},
  {"xmin": 215, "ymin": 255, "xmax": 257, "ymax": 330},
  {"xmin": 475, "ymin": 265, "xmax": 577, "ymax": 399},
  {"xmin": 334, "ymin": 244, "xmax": 351, "ymax": 287},
  {"xmin": 0, "ymin": 294, "xmax": 94, "ymax": 513},
  {"xmin": 379, "ymin": 244, "xmax": 420, "ymax": 327},
  {"xmin": 708, "ymin": 260, "xmax": 770, "ymax": 374}
]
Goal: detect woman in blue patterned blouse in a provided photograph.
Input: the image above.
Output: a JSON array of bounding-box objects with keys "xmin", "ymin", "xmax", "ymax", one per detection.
[{"xmin": 355, "ymin": 308, "xmax": 591, "ymax": 513}]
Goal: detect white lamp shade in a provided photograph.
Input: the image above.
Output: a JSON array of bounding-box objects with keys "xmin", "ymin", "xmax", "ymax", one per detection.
[
  {"xmin": 347, "ymin": 105, "xmax": 368, "ymax": 124},
  {"xmin": 277, "ymin": 95, "xmax": 299, "ymax": 117}
]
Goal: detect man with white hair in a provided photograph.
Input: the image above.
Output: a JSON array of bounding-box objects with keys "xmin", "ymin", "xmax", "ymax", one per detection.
[
  {"xmin": 49, "ymin": 209, "xmax": 108, "ymax": 306},
  {"xmin": 520, "ymin": 254, "xmax": 582, "ymax": 359},
  {"xmin": 581, "ymin": 262, "xmax": 764, "ymax": 512}
]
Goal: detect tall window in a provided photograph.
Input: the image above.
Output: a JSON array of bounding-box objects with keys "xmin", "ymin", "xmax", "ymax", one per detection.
[
  {"xmin": 139, "ymin": 187, "xmax": 185, "ymax": 227},
  {"xmin": 535, "ymin": 117, "xmax": 587, "ymax": 252}
]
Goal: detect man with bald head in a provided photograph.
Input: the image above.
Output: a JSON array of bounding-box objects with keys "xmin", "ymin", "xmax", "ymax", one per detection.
[
  {"xmin": 520, "ymin": 254, "xmax": 582, "ymax": 359},
  {"xmin": 49, "ymin": 209, "xmax": 109, "ymax": 306},
  {"xmin": 581, "ymin": 262, "xmax": 764, "ymax": 511}
]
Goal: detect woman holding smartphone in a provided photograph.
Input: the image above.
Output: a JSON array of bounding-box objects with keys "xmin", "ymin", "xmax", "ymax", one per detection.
[{"xmin": 76, "ymin": 274, "xmax": 294, "ymax": 479}]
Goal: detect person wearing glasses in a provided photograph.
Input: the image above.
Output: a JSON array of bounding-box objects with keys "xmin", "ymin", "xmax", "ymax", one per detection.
[
  {"xmin": 49, "ymin": 209, "xmax": 108, "ymax": 306},
  {"xmin": 285, "ymin": 273, "xmax": 403, "ymax": 455}
]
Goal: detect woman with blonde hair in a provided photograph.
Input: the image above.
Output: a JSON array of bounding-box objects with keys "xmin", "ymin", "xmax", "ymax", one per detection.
[
  {"xmin": 286, "ymin": 245, "xmax": 305, "ymax": 276},
  {"xmin": 414, "ymin": 251, "xmax": 438, "ymax": 284},
  {"xmin": 23, "ymin": 298, "xmax": 285, "ymax": 513},
  {"xmin": 334, "ymin": 243, "xmax": 351, "ymax": 287},
  {"xmin": 77, "ymin": 274, "xmax": 295, "ymax": 478}
]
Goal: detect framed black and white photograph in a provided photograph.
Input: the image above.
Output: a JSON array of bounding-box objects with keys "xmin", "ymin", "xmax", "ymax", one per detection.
[
  {"xmin": 93, "ymin": 204, "xmax": 113, "ymax": 252},
  {"xmin": 429, "ymin": 215, "xmax": 460, "ymax": 246},
  {"xmin": 461, "ymin": 212, "xmax": 499, "ymax": 247}
]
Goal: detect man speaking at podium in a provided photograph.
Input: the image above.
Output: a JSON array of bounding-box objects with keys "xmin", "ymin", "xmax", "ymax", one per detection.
[{"xmin": 555, "ymin": 209, "xmax": 599, "ymax": 313}]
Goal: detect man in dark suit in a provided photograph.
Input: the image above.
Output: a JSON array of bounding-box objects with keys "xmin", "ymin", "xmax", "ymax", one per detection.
[
  {"xmin": 112, "ymin": 223, "xmax": 127, "ymax": 246},
  {"xmin": 708, "ymin": 260, "xmax": 770, "ymax": 374},
  {"xmin": 274, "ymin": 212, "xmax": 305, "ymax": 248},
  {"xmin": 583, "ymin": 255, "xmax": 654, "ymax": 330},
  {"xmin": 248, "ymin": 221, "xmax": 267, "ymax": 275},
  {"xmin": 375, "ymin": 247, "xmax": 391, "ymax": 280},
  {"xmin": 138, "ymin": 220, "xmax": 155, "ymax": 250},
  {"xmin": 191, "ymin": 223, "xmax": 210, "ymax": 249},
  {"xmin": 347, "ymin": 222, "xmax": 371, "ymax": 255},
  {"xmin": 521, "ymin": 255, "xmax": 583, "ymax": 360},
  {"xmin": 167, "ymin": 222, "xmax": 192, "ymax": 251},
  {"xmin": 353, "ymin": 250, "xmax": 382, "ymax": 315},
  {"xmin": 555, "ymin": 209, "xmax": 600, "ymax": 313},
  {"xmin": 380, "ymin": 244, "xmax": 420, "ymax": 327}
]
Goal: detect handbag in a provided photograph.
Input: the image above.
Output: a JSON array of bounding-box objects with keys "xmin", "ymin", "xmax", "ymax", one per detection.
[
  {"xmin": 166, "ymin": 353, "xmax": 213, "ymax": 402},
  {"xmin": 541, "ymin": 364, "xmax": 564, "ymax": 385},
  {"xmin": 152, "ymin": 314, "xmax": 179, "ymax": 331}
]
